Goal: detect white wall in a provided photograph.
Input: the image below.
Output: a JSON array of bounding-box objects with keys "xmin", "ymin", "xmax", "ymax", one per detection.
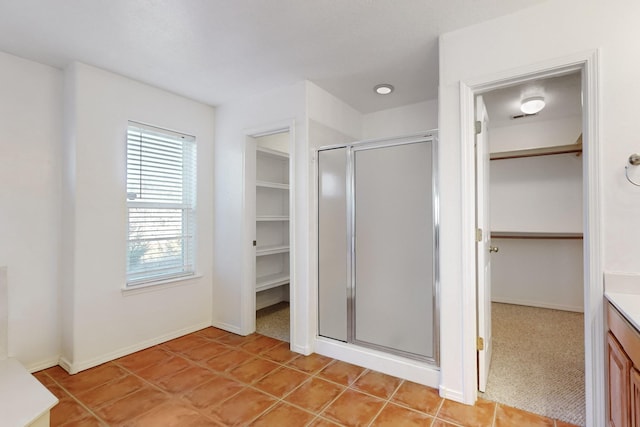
[
  {"xmin": 491, "ymin": 238, "xmax": 583, "ymax": 312},
  {"xmin": 490, "ymin": 154, "xmax": 584, "ymax": 312},
  {"xmin": 438, "ymin": 0, "xmax": 640, "ymax": 411},
  {"xmin": 61, "ymin": 63, "xmax": 215, "ymax": 372},
  {"xmin": 490, "ymin": 154, "xmax": 583, "ymax": 233},
  {"xmin": 490, "ymin": 115, "xmax": 582, "ymax": 153},
  {"xmin": 256, "ymin": 132, "xmax": 290, "ymax": 154},
  {"xmin": 0, "ymin": 52, "xmax": 62, "ymax": 370},
  {"xmin": 362, "ymin": 99, "xmax": 438, "ymax": 140}
]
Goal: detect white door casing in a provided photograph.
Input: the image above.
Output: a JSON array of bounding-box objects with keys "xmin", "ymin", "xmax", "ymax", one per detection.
[
  {"xmin": 458, "ymin": 51, "xmax": 602, "ymax": 426},
  {"xmin": 476, "ymin": 95, "xmax": 492, "ymax": 393}
]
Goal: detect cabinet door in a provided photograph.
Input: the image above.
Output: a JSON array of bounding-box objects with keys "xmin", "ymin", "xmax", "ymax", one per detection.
[
  {"xmin": 631, "ymin": 368, "xmax": 640, "ymax": 427},
  {"xmin": 609, "ymin": 332, "xmax": 631, "ymax": 427}
]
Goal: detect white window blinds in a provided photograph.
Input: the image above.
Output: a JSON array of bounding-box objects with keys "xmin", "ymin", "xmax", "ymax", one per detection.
[{"xmin": 126, "ymin": 122, "xmax": 196, "ymax": 286}]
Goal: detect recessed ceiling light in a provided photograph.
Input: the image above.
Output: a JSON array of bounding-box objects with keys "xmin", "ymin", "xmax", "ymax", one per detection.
[
  {"xmin": 520, "ymin": 96, "xmax": 545, "ymax": 114},
  {"xmin": 374, "ymin": 84, "xmax": 394, "ymax": 95}
]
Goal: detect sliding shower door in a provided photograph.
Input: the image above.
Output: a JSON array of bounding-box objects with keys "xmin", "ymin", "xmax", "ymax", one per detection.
[
  {"xmin": 353, "ymin": 141, "xmax": 435, "ymax": 359},
  {"xmin": 317, "ymin": 135, "xmax": 438, "ymax": 364}
]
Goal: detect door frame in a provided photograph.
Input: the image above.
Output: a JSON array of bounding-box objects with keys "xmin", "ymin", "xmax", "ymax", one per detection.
[
  {"xmin": 459, "ymin": 50, "xmax": 603, "ymax": 426},
  {"xmin": 241, "ymin": 120, "xmax": 296, "ymax": 340}
]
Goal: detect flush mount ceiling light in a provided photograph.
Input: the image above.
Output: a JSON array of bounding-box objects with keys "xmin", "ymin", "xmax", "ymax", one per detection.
[
  {"xmin": 520, "ymin": 96, "xmax": 546, "ymax": 114},
  {"xmin": 374, "ymin": 84, "xmax": 394, "ymax": 95}
]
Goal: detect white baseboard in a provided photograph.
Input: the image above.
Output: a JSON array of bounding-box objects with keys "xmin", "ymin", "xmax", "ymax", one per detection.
[
  {"xmin": 211, "ymin": 321, "xmax": 243, "ymax": 336},
  {"xmin": 314, "ymin": 337, "xmax": 440, "ymax": 388},
  {"xmin": 25, "ymin": 357, "xmax": 60, "ymax": 374},
  {"xmin": 256, "ymin": 292, "xmax": 287, "ymax": 311},
  {"xmin": 492, "ymin": 297, "xmax": 583, "ymax": 313},
  {"xmin": 291, "ymin": 343, "xmax": 312, "ymax": 356},
  {"xmin": 61, "ymin": 321, "xmax": 211, "ymax": 374},
  {"xmin": 58, "ymin": 357, "xmax": 73, "ymax": 374},
  {"xmin": 439, "ymin": 385, "xmax": 464, "ymax": 402}
]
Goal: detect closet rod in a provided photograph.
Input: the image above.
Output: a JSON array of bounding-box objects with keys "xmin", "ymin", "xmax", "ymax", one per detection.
[
  {"xmin": 490, "ymin": 135, "xmax": 583, "ymax": 161},
  {"xmin": 491, "ymin": 232, "xmax": 583, "ymax": 240}
]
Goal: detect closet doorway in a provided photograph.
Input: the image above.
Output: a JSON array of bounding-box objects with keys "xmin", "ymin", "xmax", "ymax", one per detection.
[
  {"xmin": 476, "ymin": 72, "xmax": 586, "ymax": 425},
  {"xmin": 245, "ymin": 127, "xmax": 293, "ymax": 343}
]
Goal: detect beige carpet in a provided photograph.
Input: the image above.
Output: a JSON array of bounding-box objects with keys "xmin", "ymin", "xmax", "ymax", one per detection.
[
  {"xmin": 256, "ymin": 302, "xmax": 290, "ymax": 342},
  {"xmin": 480, "ymin": 303, "xmax": 585, "ymax": 426}
]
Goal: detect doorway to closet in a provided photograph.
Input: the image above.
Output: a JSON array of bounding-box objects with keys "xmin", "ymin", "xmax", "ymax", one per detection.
[
  {"xmin": 477, "ymin": 71, "xmax": 585, "ymax": 425},
  {"xmin": 247, "ymin": 130, "xmax": 292, "ymax": 342}
]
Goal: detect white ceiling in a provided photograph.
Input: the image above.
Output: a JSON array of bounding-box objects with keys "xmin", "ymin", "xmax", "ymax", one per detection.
[
  {"xmin": 0, "ymin": 0, "xmax": 548, "ymax": 113},
  {"xmin": 482, "ymin": 72, "xmax": 582, "ymax": 128}
]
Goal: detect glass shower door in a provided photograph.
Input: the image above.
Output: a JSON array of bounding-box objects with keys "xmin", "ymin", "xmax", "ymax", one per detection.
[{"xmin": 352, "ymin": 140, "xmax": 435, "ymax": 360}]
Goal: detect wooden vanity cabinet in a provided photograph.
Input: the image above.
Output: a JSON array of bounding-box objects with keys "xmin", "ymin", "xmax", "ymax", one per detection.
[{"xmin": 607, "ymin": 302, "xmax": 640, "ymax": 427}]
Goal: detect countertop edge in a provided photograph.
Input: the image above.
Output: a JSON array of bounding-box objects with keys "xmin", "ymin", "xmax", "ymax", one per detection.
[{"xmin": 606, "ymin": 291, "xmax": 640, "ymax": 333}]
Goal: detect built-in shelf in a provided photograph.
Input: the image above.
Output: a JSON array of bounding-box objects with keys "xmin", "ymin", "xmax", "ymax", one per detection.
[
  {"xmin": 256, "ymin": 245, "xmax": 290, "ymax": 256},
  {"xmin": 491, "ymin": 231, "xmax": 583, "ymax": 240},
  {"xmin": 256, "ymin": 272, "xmax": 290, "ymax": 292},
  {"xmin": 256, "ymin": 146, "xmax": 289, "ymax": 159},
  {"xmin": 491, "ymin": 136, "xmax": 582, "ymax": 161},
  {"xmin": 255, "ymin": 140, "xmax": 290, "ymax": 308},
  {"xmin": 256, "ymin": 215, "xmax": 290, "ymax": 222},
  {"xmin": 256, "ymin": 180, "xmax": 289, "ymax": 190}
]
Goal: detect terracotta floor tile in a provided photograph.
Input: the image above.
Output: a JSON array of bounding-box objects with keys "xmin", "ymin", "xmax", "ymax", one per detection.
[
  {"xmin": 391, "ymin": 381, "xmax": 442, "ymax": 415},
  {"xmin": 431, "ymin": 420, "xmax": 462, "ymax": 427},
  {"xmin": 115, "ymin": 346, "xmax": 173, "ymax": 372},
  {"xmin": 94, "ymin": 387, "xmax": 170, "ymax": 425},
  {"xmin": 135, "ymin": 355, "xmax": 192, "ymax": 383},
  {"xmin": 196, "ymin": 327, "xmax": 230, "ymax": 340},
  {"xmin": 44, "ymin": 382, "xmax": 72, "ymax": 400},
  {"xmin": 183, "ymin": 375, "xmax": 245, "ymax": 410},
  {"xmin": 352, "ymin": 370, "xmax": 402, "ymax": 399},
  {"xmin": 128, "ymin": 399, "xmax": 217, "ymax": 426},
  {"xmin": 162, "ymin": 333, "xmax": 210, "ymax": 353},
  {"xmin": 318, "ymin": 360, "xmax": 366, "ymax": 386},
  {"xmin": 254, "ymin": 366, "xmax": 309, "ymax": 398},
  {"xmin": 215, "ymin": 332, "xmax": 259, "ymax": 347},
  {"xmin": 285, "ymin": 377, "xmax": 344, "ymax": 412},
  {"xmin": 322, "ymin": 388, "xmax": 385, "ymax": 427},
  {"xmin": 50, "ymin": 398, "xmax": 91, "ymax": 426},
  {"xmin": 155, "ymin": 365, "xmax": 218, "ymax": 394},
  {"xmin": 261, "ymin": 342, "xmax": 299, "ymax": 364},
  {"xmin": 307, "ymin": 417, "xmax": 344, "ymax": 427},
  {"xmin": 204, "ymin": 348, "xmax": 255, "ymax": 372},
  {"xmin": 250, "ymin": 402, "xmax": 316, "ymax": 427},
  {"xmin": 239, "ymin": 335, "xmax": 282, "ymax": 354},
  {"xmin": 208, "ymin": 387, "xmax": 277, "ymax": 426},
  {"xmin": 44, "ymin": 365, "xmax": 72, "ymax": 382},
  {"xmin": 58, "ymin": 363, "xmax": 128, "ymax": 394},
  {"xmin": 33, "ymin": 370, "xmax": 56, "ymax": 386},
  {"xmin": 437, "ymin": 398, "xmax": 496, "ymax": 427},
  {"xmin": 179, "ymin": 341, "xmax": 231, "ymax": 362},
  {"xmin": 370, "ymin": 403, "xmax": 433, "ymax": 427},
  {"xmin": 287, "ymin": 353, "xmax": 333, "ymax": 374},
  {"xmin": 59, "ymin": 415, "xmax": 104, "ymax": 427},
  {"xmin": 75, "ymin": 374, "xmax": 145, "ymax": 409},
  {"xmin": 494, "ymin": 404, "xmax": 554, "ymax": 427},
  {"xmin": 228, "ymin": 357, "xmax": 280, "ymax": 384},
  {"xmin": 555, "ymin": 421, "xmax": 581, "ymax": 427}
]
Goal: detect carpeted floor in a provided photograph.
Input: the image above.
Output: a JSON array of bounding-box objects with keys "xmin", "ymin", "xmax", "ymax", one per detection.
[
  {"xmin": 256, "ymin": 301, "xmax": 290, "ymax": 342},
  {"xmin": 480, "ymin": 302, "xmax": 585, "ymax": 426}
]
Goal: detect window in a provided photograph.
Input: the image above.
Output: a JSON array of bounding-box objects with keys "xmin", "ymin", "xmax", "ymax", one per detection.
[{"xmin": 126, "ymin": 122, "xmax": 196, "ymax": 286}]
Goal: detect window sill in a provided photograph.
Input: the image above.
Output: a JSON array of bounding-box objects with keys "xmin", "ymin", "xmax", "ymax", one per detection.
[{"xmin": 121, "ymin": 274, "xmax": 203, "ymax": 296}]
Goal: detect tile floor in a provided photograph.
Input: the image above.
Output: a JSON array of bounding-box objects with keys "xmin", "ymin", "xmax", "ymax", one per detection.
[{"xmin": 34, "ymin": 327, "xmax": 580, "ymax": 426}]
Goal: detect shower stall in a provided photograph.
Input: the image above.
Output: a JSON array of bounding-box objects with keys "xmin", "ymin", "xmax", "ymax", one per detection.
[{"xmin": 317, "ymin": 133, "xmax": 439, "ymax": 364}]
